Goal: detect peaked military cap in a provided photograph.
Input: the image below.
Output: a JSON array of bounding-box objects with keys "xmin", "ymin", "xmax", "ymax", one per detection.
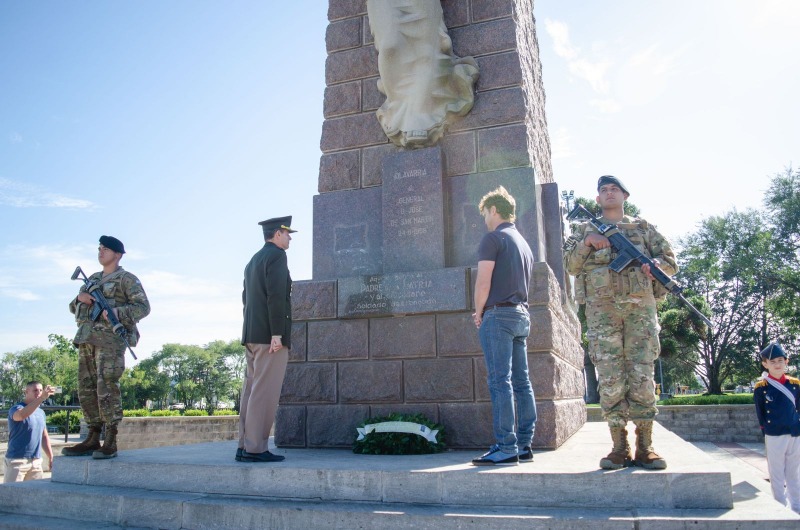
[
  {"xmin": 597, "ymin": 175, "xmax": 629, "ymax": 196},
  {"xmin": 258, "ymin": 215, "xmax": 297, "ymax": 236},
  {"xmin": 759, "ymin": 342, "xmax": 787, "ymax": 360},
  {"xmin": 99, "ymin": 235, "xmax": 125, "ymax": 254}
]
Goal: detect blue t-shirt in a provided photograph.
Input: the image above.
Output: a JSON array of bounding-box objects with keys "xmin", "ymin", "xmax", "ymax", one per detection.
[
  {"xmin": 478, "ymin": 222, "xmax": 534, "ymax": 308},
  {"xmin": 6, "ymin": 402, "xmax": 45, "ymax": 459}
]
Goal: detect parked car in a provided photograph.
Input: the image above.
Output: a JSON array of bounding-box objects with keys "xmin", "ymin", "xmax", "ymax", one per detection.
[{"xmin": 169, "ymin": 403, "xmax": 186, "ymax": 410}]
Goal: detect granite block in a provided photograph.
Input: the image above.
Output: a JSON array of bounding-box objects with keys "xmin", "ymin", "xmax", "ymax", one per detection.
[
  {"xmin": 361, "ymin": 76, "xmax": 384, "ymax": 111},
  {"xmin": 319, "ymin": 149, "xmax": 361, "ymax": 192},
  {"xmin": 450, "ymin": 87, "xmax": 526, "ymax": 132},
  {"xmin": 274, "ymin": 406, "xmax": 306, "ymax": 447},
  {"xmin": 442, "ymin": 0, "xmax": 469, "ymax": 28},
  {"xmin": 325, "ymin": 46, "xmax": 378, "ymax": 85},
  {"xmin": 362, "ymin": 15, "xmax": 373, "ymax": 45},
  {"xmin": 320, "ymin": 112, "xmax": 386, "ymax": 152},
  {"xmin": 404, "ymin": 358, "xmax": 473, "ymax": 402},
  {"xmin": 339, "ymin": 360, "xmax": 403, "ymax": 402},
  {"xmin": 438, "ymin": 402, "xmax": 494, "ymax": 448},
  {"xmin": 312, "ymin": 187, "xmax": 382, "ymax": 279},
  {"xmin": 326, "ymin": 17, "xmax": 362, "ymax": 53},
  {"xmin": 289, "ymin": 322, "xmax": 306, "ymax": 363},
  {"xmin": 441, "ymin": 131, "xmax": 476, "ymax": 177},
  {"xmin": 281, "ymin": 363, "xmax": 336, "ymax": 403},
  {"xmin": 472, "ymin": 0, "xmax": 513, "ymax": 22},
  {"xmin": 436, "ymin": 312, "xmax": 482, "ymax": 356},
  {"xmin": 445, "ymin": 167, "xmax": 540, "ymax": 268},
  {"xmin": 361, "ymin": 142, "xmax": 398, "ymax": 187},
  {"xmin": 528, "ymin": 352, "xmax": 586, "ymax": 400},
  {"xmin": 370, "ymin": 315, "xmax": 436, "ymax": 359},
  {"xmin": 541, "ymin": 182, "xmax": 567, "ymax": 292},
  {"xmin": 450, "ymin": 17, "xmax": 517, "ymax": 58},
  {"xmin": 532, "ymin": 398, "xmax": 586, "ymax": 449},
  {"xmin": 307, "ymin": 404, "xmax": 370, "ymax": 447},
  {"xmin": 476, "ymin": 51, "xmax": 522, "ymax": 91},
  {"xmin": 478, "ymin": 123, "xmax": 530, "ymax": 171},
  {"xmin": 369, "ymin": 403, "xmax": 438, "ymax": 422},
  {"xmin": 381, "ymin": 147, "xmax": 445, "ymax": 272},
  {"xmin": 338, "ymin": 268, "xmax": 469, "ymax": 318},
  {"xmin": 308, "ymin": 319, "xmax": 369, "ymax": 361},
  {"xmin": 328, "ymin": 0, "xmax": 367, "ymax": 22},
  {"xmin": 292, "ymin": 280, "xmax": 337, "ymax": 320},
  {"xmin": 323, "ymin": 81, "xmax": 361, "ymax": 118},
  {"xmin": 473, "ymin": 356, "xmax": 490, "ymax": 401}
]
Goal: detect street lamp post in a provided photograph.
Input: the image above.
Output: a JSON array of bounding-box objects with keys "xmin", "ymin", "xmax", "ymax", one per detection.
[{"xmin": 561, "ymin": 189, "xmax": 575, "ymax": 213}]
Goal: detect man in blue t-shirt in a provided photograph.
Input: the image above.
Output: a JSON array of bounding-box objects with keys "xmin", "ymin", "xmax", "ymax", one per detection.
[
  {"xmin": 4, "ymin": 381, "xmax": 54, "ymax": 483},
  {"xmin": 471, "ymin": 186, "xmax": 536, "ymax": 466}
]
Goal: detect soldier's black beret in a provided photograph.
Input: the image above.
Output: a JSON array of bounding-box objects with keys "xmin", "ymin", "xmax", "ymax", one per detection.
[
  {"xmin": 597, "ymin": 175, "xmax": 629, "ymax": 196},
  {"xmin": 760, "ymin": 343, "xmax": 787, "ymax": 360},
  {"xmin": 258, "ymin": 215, "xmax": 297, "ymax": 237},
  {"xmin": 99, "ymin": 235, "xmax": 125, "ymax": 254}
]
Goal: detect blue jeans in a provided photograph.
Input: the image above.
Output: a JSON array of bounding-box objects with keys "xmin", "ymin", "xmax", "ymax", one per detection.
[{"xmin": 479, "ymin": 306, "xmax": 536, "ymax": 453}]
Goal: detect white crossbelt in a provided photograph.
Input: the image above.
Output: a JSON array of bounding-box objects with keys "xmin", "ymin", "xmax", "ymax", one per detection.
[{"xmin": 762, "ymin": 372, "xmax": 796, "ymax": 407}]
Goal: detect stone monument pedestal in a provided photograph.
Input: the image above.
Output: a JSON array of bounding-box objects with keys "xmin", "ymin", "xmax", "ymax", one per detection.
[{"xmin": 277, "ymin": 1, "xmax": 586, "ymax": 450}]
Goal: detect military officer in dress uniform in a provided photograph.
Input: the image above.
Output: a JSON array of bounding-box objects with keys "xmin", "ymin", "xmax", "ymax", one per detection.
[
  {"xmin": 237, "ymin": 216, "xmax": 296, "ymax": 463},
  {"xmin": 563, "ymin": 176, "xmax": 677, "ymax": 470}
]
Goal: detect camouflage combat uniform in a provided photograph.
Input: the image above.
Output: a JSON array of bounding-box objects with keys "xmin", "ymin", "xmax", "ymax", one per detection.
[
  {"xmin": 564, "ymin": 215, "xmax": 677, "ymax": 427},
  {"xmin": 69, "ymin": 268, "xmax": 150, "ymax": 428}
]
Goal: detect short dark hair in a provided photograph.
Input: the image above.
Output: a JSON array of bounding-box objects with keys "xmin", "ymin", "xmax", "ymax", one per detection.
[
  {"xmin": 265, "ymin": 228, "xmax": 288, "ymax": 241},
  {"xmin": 26, "ymin": 381, "xmax": 42, "ymax": 389}
]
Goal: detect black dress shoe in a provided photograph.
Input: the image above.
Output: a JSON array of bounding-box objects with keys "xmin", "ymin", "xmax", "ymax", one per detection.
[
  {"xmin": 240, "ymin": 450, "xmax": 285, "ymax": 463},
  {"xmin": 235, "ymin": 448, "xmax": 243, "ymax": 461}
]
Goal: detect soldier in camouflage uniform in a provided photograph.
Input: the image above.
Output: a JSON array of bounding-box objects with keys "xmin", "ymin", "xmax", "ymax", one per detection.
[
  {"xmin": 563, "ymin": 176, "xmax": 677, "ymax": 470},
  {"xmin": 62, "ymin": 236, "xmax": 150, "ymax": 459}
]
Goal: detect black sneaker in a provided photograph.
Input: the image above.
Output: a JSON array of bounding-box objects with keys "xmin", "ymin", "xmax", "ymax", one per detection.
[
  {"xmin": 471, "ymin": 445, "xmax": 519, "ymax": 466},
  {"xmin": 240, "ymin": 450, "xmax": 285, "ymax": 463},
  {"xmin": 518, "ymin": 446, "xmax": 533, "ymax": 463},
  {"xmin": 235, "ymin": 448, "xmax": 243, "ymax": 461}
]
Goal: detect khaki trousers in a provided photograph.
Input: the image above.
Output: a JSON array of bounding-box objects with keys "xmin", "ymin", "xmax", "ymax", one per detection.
[
  {"xmin": 3, "ymin": 457, "xmax": 43, "ymax": 483},
  {"xmin": 238, "ymin": 343, "xmax": 289, "ymax": 454}
]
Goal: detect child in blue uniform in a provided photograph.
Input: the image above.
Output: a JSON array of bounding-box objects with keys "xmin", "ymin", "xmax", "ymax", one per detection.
[{"xmin": 754, "ymin": 343, "xmax": 800, "ymax": 513}]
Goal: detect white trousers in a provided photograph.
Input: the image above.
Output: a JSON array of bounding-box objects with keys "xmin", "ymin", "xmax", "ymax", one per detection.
[
  {"xmin": 3, "ymin": 457, "xmax": 43, "ymax": 483},
  {"xmin": 765, "ymin": 434, "xmax": 800, "ymax": 513}
]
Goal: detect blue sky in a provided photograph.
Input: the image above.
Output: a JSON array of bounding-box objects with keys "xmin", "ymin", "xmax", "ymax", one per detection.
[{"xmin": 1, "ymin": 1, "xmax": 798, "ymax": 360}]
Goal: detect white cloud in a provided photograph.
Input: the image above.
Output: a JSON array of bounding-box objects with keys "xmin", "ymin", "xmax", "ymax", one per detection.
[
  {"xmin": 589, "ymin": 99, "xmax": 621, "ymax": 114},
  {"xmin": 545, "ymin": 18, "xmax": 611, "ymax": 95},
  {"xmin": 544, "ymin": 19, "xmax": 579, "ymax": 60},
  {"xmin": 0, "ymin": 178, "xmax": 98, "ymax": 210},
  {"xmin": 550, "ymin": 127, "xmax": 575, "ymax": 160},
  {"xmin": 0, "ymin": 289, "xmax": 40, "ymax": 301}
]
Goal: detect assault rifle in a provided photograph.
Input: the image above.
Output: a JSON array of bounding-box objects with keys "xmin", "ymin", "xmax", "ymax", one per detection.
[
  {"xmin": 71, "ymin": 266, "xmax": 137, "ymax": 359},
  {"xmin": 567, "ymin": 204, "xmax": 712, "ymax": 329}
]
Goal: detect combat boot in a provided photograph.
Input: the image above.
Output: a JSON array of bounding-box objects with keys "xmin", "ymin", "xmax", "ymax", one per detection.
[
  {"xmin": 92, "ymin": 424, "xmax": 118, "ymax": 459},
  {"xmin": 61, "ymin": 425, "xmax": 102, "ymax": 456},
  {"xmin": 633, "ymin": 420, "xmax": 667, "ymax": 469},
  {"xmin": 599, "ymin": 425, "xmax": 633, "ymax": 470}
]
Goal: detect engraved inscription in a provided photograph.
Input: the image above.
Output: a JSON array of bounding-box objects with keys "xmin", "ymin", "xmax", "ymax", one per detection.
[{"xmin": 339, "ymin": 269, "xmax": 468, "ymax": 318}]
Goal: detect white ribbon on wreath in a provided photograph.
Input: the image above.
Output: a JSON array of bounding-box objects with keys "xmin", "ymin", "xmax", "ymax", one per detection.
[{"xmin": 356, "ymin": 421, "xmax": 439, "ymax": 443}]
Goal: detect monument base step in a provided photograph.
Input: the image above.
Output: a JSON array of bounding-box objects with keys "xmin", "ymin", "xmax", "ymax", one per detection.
[
  {"xmin": 0, "ymin": 423, "xmax": 797, "ymax": 528},
  {"xmin": 0, "ymin": 480, "xmax": 797, "ymax": 530},
  {"xmin": 45, "ymin": 423, "xmax": 732, "ymax": 510}
]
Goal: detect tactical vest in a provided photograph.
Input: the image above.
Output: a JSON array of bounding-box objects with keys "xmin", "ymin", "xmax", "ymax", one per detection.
[{"xmin": 574, "ymin": 217, "xmax": 666, "ymax": 303}]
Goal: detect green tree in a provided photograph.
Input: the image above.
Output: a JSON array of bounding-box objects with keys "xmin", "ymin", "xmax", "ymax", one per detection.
[
  {"xmin": 120, "ymin": 357, "xmax": 171, "ymax": 410},
  {"xmin": 764, "ymin": 167, "xmax": 800, "ymax": 338},
  {"xmin": 671, "ymin": 209, "xmax": 785, "ymax": 393}
]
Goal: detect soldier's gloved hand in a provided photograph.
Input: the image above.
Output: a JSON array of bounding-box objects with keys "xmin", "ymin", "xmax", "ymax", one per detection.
[
  {"xmin": 584, "ymin": 233, "xmax": 611, "ymax": 250},
  {"xmin": 641, "ymin": 260, "xmax": 660, "ymax": 280},
  {"xmin": 102, "ymin": 307, "xmax": 119, "ymax": 322}
]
